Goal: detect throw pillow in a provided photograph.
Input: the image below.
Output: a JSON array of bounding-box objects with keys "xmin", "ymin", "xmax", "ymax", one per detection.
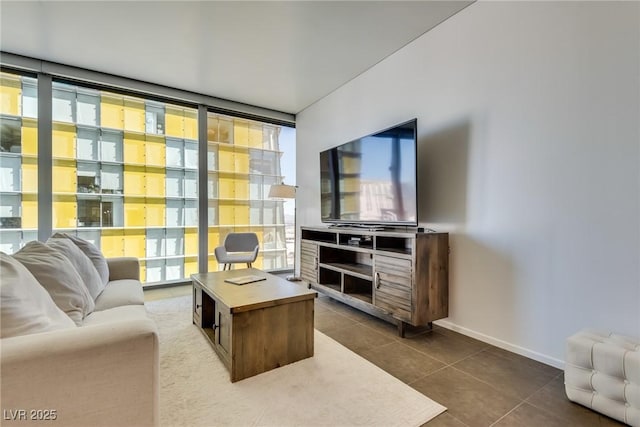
[
  {"xmin": 13, "ymin": 241, "xmax": 95, "ymax": 325},
  {"xmin": 51, "ymin": 232, "xmax": 110, "ymax": 286},
  {"xmin": 47, "ymin": 237, "xmax": 105, "ymax": 300},
  {"xmin": 0, "ymin": 252, "xmax": 76, "ymax": 338}
]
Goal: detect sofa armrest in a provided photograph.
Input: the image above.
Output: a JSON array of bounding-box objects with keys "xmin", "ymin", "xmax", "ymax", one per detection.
[
  {"xmin": 107, "ymin": 256, "xmax": 140, "ymax": 281},
  {"xmin": 1, "ymin": 319, "xmax": 159, "ymax": 427}
]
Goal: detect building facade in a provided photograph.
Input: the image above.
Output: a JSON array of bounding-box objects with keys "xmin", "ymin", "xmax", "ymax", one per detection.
[{"xmin": 0, "ymin": 71, "xmax": 290, "ymax": 284}]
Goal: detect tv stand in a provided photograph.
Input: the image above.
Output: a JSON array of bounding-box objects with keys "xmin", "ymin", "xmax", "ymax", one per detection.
[{"xmin": 300, "ymin": 226, "xmax": 449, "ymax": 337}]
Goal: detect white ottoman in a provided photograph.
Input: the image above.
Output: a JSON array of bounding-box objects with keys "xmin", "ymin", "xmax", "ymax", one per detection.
[{"xmin": 565, "ymin": 329, "xmax": 640, "ymax": 426}]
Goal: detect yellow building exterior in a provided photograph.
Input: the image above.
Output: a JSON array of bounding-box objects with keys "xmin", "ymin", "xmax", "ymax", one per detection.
[
  {"xmin": 0, "ymin": 72, "xmax": 289, "ymax": 284},
  {"xmin": 0, "ymin": 73, "xmax": 38, "ymax": 246}
]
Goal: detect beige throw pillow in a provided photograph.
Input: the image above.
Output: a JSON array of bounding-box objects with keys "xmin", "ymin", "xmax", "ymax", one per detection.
[
  {"xmin": 1, "ymin": 253, "xmax": 76, "ymax": 338},
  {"xmin": 51, "ymin": 233, "xmax": 110, "ymax": 286},
  {"xmin": 47, "ymin": 237, "xmax": 105, "ymax": 300},
  {"xmin": 13, "ymin": 241, "xmax": 95, "ymax": 325}
]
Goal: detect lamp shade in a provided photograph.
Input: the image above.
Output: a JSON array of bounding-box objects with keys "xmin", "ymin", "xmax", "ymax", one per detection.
[{"xmin": 268, "ymin": 183, "xmax": 296, "ymax": 199}]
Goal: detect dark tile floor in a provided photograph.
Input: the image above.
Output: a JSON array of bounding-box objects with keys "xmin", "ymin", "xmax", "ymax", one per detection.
[
  {"xmin": 144, "ymin": 285, "xmax": 626, "ymax": 427},
  {"xmin": 313, "ymin": 294, "xmax": 625, "ymax": 427}
]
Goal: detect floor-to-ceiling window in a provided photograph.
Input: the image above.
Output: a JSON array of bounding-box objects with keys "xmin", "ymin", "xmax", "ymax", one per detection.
[
  {"xmin": 206, "ymin": 112, "xmax": 290, "ymax": 271},
  {"xmin": 0, "ymin": 71, "xmax": 37, "ymax": 253},
  {"xmin": 49, "ymin": 81, "xmax": 199, "ymax": 283},
  {"xmin": 0, "ymin": 68, "xmax": 295, "ymax": 284}
]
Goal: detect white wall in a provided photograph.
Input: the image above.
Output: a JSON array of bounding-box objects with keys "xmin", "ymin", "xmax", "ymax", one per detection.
[{"xmin": 295, "ymin": 1, "xmax": 640, "ymax": 367}]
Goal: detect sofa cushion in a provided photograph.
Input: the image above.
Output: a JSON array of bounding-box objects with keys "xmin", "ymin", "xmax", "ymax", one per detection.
[
  {"xmin": 47, "ymin": 237, "xmax": 105, "ymax": 300},
  {"xmin": 0, "ymin": 253, "xmax": 76, "ymax": 338},
  {"xmin": 52, "ymin": 232, "xmax": 109, "ymax": 286},
  {"xmin": 94, "ymin": 279, "xmax": 145, "ymax": 312},
  {"xmin": 13, "ymin": 241, "xmax": 95, "ymax": 326},
  {"xmin": 83, "ymin": 304, "xmax": 149, "ymax": 326}
]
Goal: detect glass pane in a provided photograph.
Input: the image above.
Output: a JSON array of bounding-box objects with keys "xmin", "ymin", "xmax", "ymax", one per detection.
[
  {"xmin": 52, "ymin": 85, "xmax": 75, "ymax": 123},
  {"xmin": 166, "ymin": 170, "xmax": 183, "ymax": 197},
  {"xmin": 166, "ymin": 200, "xmax": 183, "ymax": 227},
  {"xmin": 145, "ymin": 103, "xmax": 165, "ymax": 135},
  {"xmin": 184, "ymin": 171, "xmax": 197, "ymax": 199},
  {"xmin": 0, "ymin": 156, "xmax": 21, "ymax": 192},
  {"xmin": 0, "ymin": 230, "xmax": 21, "ymax": 253},
  {"xmin": 207, "ymin": 144, "xmax": 217, "ymax": 170},
  {"xmin": 185, "ymin": 200, "xmax": 197, "ymax": 226},
  {"xmin": 0, "ymin": 117, "xmax": 21, "ymax": 153},
  {"xmin": 145, "ymin": 259, "xmax": 165, "ymax": 283},
  {"xmin": 101, "ymin": 164, "xmax": 123, "ymax": 194},
  {"xmin": 249, "ymin": 175, "xmax": 262, "ymax": 200},
  {"xmin": 77, "ymin": 198, "xmax": 101, "ymax": 227},
  {"xmin": 208, "ymin": 200, "xmax": 218, "ymax": 226},
  {"xmin": 101, "ymin": 130, "xmax": 123, "ymax": 162},
  {"xmin": 165, "ymin": 258, "xmax": 183, "ymax": 281},
  {"xmin": 250, "ymin": 201, "xmax": 262, "ymax": 224},
  {"xmin": 0, "ymin": 194, "xmax": 21, "ymax": 226},
  {"xmin": 77, "ymin": 128, "xmax": 99, "ymax": 160},
  {"xmin": 185, "ymin": 141, "xmax": 197, "ymax": 169},
  {"xmin": 77, "ymin": 92, "xmax": 100, "ymax": 126},
  {"xmin": 102, "ymin": 196, "xmax": 123, "ymax": 227},
  {"xmin": 0, "ymin": 72, "xmax": 37, "ymax": 251},
  {"xmin": 77, "ymin": 162, "xmax": 100, "ymax": 193},
  {"xmin": 166, "ymin": 138, "xmax": 184, "ymax": 168},
  {"xmin": 146, "ymin": 228, "xmax": 165, "ymax": 258},
  {"xmin": 22, "ymin": 79, "xmax": 37, "ymax": 118},
  {"xmin": 166, "ymin": 228, "xmax": 184, "ymax": 256}
]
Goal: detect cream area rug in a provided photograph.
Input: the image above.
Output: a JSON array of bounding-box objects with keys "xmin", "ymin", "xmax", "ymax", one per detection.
[{"xmin": 147, "ymin": 296, "xmax": 446, "ymax": 427}]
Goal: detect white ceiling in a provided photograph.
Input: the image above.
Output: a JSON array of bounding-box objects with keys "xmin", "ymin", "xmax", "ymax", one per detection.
[{"xmin": 0, "ymin": 1, "xmax": 471, "ymax": 115}]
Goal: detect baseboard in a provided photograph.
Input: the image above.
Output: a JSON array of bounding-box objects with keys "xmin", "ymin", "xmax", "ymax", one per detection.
[{"xmin": 434, "ymin": 319, "xmax": 565, "ymax": 370}]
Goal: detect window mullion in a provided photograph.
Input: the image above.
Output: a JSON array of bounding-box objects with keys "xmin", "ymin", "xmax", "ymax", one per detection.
[
  {"xmin": 37, "ymin": 73, "xmax": 52, "ymax": 242},
  {"xmin": 197, "ymin": 105, "xmax": 208, "ymax": 274}
]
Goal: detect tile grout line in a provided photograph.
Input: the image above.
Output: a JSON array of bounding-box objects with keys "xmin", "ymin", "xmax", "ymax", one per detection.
[
  {"xmin": 445, "ymin": 347, "xmax": 562, "ymax": 404},
  {"xmin": 406, "ymin": 341, "xmax": 490, "ymax": 387},
  {"xmin": 489, "ymin": 401, "xmax": 527, "ymax": 426},
  {"xmin": 523, "ymin": 370, "xmax": 564, "ymax": 405}
]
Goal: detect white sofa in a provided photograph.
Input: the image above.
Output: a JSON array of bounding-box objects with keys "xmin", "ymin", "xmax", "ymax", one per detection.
[{"xmin": 1, "ymin": 240, "xmax": 159, "ymax": 427}]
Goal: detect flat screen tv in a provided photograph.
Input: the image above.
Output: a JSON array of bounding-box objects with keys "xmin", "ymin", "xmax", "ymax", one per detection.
[{"xmin": 320, "ymin": 119, "xmax": 418, "ymax": 226}]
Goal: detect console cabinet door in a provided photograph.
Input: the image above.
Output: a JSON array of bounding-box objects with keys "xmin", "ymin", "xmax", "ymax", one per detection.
[
  {"xmin": 374, "ymin": 255, "xmax": 412, "ymax": 322},
  {"xmin": 300, "ymin": 241, "xmax": 318, "ymax": 284}
]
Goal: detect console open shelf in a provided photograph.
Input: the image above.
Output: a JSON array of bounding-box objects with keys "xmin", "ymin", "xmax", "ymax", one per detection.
[{"xmin": 301, "ymin": 226, "xmax": 449, "ymax": 336}]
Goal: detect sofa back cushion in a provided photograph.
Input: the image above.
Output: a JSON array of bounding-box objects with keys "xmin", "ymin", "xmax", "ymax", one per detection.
[
  {"xmin": 0, "ymin": 253, "xmax": 76, "ymax": 338},
  {"xmin": 47, "ymin": 237, "xmax": 105, "ymax": 300},
  {"xmin": 52, "ymin": 233, "xmax": 109, "ymax": 286},
  {"xmin": 13, "ymin": 241, "xmax": 95, "ymax": 326}
]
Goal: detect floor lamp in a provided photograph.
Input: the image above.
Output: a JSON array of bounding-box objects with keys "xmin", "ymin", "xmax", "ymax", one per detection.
[{"xmin": 268, "ymin": 183, "xmax": 301, "ymax": 281}]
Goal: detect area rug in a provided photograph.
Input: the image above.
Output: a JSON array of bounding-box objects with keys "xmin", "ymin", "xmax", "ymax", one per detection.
[{"xmin": 147, "ymin": 296, "xmax": 446, "ymax": 426}]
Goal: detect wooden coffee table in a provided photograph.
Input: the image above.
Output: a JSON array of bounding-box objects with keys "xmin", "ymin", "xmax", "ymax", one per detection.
[{"xmin": 191, "ymin": 268, "xmax": 316, "ymax": 382}]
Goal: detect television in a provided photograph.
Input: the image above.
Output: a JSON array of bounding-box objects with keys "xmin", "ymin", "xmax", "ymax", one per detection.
[{"xmin": 320, "ymin": 119, "xmax": 418, "ymax": 226}]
